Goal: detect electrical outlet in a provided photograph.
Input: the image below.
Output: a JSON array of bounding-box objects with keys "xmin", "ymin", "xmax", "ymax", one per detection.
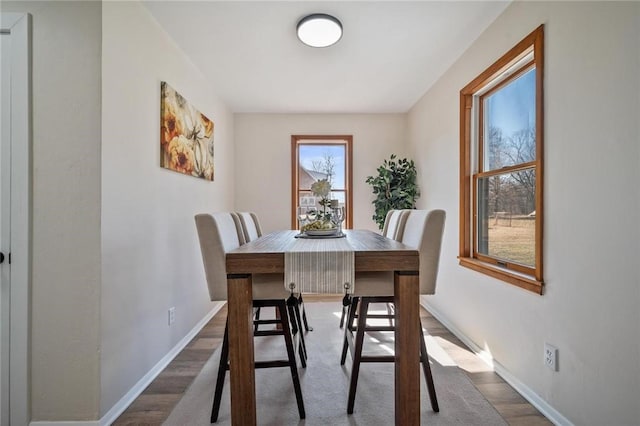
[
  {"xmin": 168, "ymin": 307, "xmax": 176, "ymax": 325},
  {"xmin": 544, "ymin": 343, "xmax": 558, "ymax": 371}
]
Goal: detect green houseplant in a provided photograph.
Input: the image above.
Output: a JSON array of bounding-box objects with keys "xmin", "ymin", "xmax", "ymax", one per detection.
[{"xmin": 365, "ymin": 154, "xmax": 420, "ymax": 230}]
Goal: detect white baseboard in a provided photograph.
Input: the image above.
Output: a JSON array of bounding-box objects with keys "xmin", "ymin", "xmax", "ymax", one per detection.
[
  {"xmin": 30, "ymin": 422, "xmax": 99, "ymax": 426},
  {"xmin": 97, "ymin": 302, "xmax": 224, "ymax": 426},
  {"xmin": 421, "ymin": 297, "xmax": 573, "ymax": 426}
]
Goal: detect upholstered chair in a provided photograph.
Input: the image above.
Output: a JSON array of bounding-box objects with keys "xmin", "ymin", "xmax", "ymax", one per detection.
[
  {"xmin": 338, "ymin": 209, "xmax": 410, "ymax": 328},
  {"xmin": 236, "ymin": 211, "xmax": 262, "ymax": 242},
  {"xmin": 195, "ymin": 212, "xmax": 305, "ymax": 422},
  {"xmin": 340, "ymin": 209, "xmax": 446, "ymax": 415},
  {"xmin": 236, "ymin": 211, "xmax": 309, "ymax": 361}
]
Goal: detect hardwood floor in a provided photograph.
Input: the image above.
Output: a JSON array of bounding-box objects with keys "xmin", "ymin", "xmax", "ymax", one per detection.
[{"xmin": 113, "ymin": 295, "xmax": 551, "ymax": 425}]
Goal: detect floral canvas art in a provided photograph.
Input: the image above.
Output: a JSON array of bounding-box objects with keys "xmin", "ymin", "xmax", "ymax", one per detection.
[{"xmin": 160, "ymin": 81, "xmax": 214, "ymax": 180}]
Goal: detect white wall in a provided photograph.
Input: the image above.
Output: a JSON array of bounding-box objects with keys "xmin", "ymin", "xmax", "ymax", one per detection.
[
  {"xmin": 408, "ymin": 2, "xmax": 640, "ymax": 424},
  {"xmin": 234, "ymin": 114, "xmax": 407, "ymax": 232},
  {"xmin": 101, "ymin": 1, "xmax": 234, "ymax": 417},
  {"xmin": 2, "ymin": 1, "xmax": 102, "ymax": 421}
]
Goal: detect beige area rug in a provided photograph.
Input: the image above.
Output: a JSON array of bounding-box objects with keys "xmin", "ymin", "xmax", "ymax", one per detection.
[{"xmin": 164, "ymin": 301, "xmax": 507, "ymax": 425}]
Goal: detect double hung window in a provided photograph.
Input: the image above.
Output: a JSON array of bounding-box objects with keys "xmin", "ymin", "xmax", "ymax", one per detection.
[{"xmin": 459, "ymin": 26, "xmax": 544, "ymax": 294}]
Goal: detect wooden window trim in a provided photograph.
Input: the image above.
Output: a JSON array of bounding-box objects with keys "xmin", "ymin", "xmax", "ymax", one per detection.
[
  {"xmin": 291, "ymin": 135, "xmax": 353, "ymax": 229},
  {"xmin": 476, "ymin": 162, "xmax": 536, "ymax": 179},
  {"xmin": 459, "ymin": 25, "xmax": 544, "ymax": 295},
  {"xmin": 458, "ymin": 257, "xmax": 543, "ymax": 294}
]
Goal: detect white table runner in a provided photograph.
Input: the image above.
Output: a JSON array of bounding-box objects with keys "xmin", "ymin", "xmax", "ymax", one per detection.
[{"xmin": 284, "ymin": 237, "xmax": 354, "ymax": 294}]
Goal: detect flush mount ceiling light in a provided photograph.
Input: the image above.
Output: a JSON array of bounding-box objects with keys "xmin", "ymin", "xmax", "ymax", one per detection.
[{"xmin": 296, "ymin": 13, "xmax": 343, "ymax": 48}]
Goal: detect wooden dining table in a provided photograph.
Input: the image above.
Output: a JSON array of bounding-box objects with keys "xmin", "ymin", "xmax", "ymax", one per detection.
[{"xmin": 225, "ymin": 229, "xmax": 421, "ymax": 425}]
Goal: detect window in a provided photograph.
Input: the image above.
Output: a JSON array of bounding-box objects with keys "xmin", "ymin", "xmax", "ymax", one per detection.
[
  {"xmin": 291, "ymin": 135, "xmax": 353, "ymax": 229},
  {"xmin": 459, "ymin": 25, "xmax": 544, "ymax": 294}
]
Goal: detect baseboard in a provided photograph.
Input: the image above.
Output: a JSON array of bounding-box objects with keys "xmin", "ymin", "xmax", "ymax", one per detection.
[
  {"xmin": 30, "ymin": 422, "xmax": 99, "ymax": 426},
  {"xmin": 421, "ymin": 297, "xmax": 573, "ymax": 426},
  {"xmin": 97, "ymin": 302, "xmax": 224, "ymax": 426}
]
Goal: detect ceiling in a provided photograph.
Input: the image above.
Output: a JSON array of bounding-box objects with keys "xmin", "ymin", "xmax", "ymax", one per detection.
[{"xmin": 143, "ymin": 1, "xmax": 510, "ymax": 114}]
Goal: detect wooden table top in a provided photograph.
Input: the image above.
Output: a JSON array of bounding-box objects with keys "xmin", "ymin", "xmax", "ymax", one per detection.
[{"xmin": 226, "ymin": 229, "xmax": 419, "ymax": 275}]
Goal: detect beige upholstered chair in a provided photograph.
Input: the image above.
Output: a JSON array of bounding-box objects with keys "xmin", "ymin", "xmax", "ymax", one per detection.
[
  {"xmin": 340, "ymin": 209, "xmax": 446, "ymax": 414},
  {"xmin": 194, "ymin": 212, "xmax": 305, "ymax": 422},
  {"xmin": 381, "ymin": 208, "xmax": 410, "ymax": 240},
  {"xmin": 338, "ymin": 209, "xmax": 410, "ymax": 328},
  {"xmin": 235, "ymin": 211, "xmax": 309, "ymax": 361},
  {"xmin": 236, "ymin": 211, "xmax": 262, "ymax": 243}
]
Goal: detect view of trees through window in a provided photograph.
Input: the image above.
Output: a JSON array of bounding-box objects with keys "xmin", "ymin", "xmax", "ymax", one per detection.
[
  {"xmin": 478, "ymin": 68, "xmax": 536, "ymax": 267},
  {"xmin": 291, "ymin": 136, "xmax": 352, "ymax": 229},
  {"xmin": 298, "ymin": 144, "xmax": 346, "ymax": 205}
]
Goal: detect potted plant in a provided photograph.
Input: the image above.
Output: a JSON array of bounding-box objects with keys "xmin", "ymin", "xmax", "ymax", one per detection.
[{"xmin": 365, "ymin": 154, "xmax": 420, "ymax": 230}]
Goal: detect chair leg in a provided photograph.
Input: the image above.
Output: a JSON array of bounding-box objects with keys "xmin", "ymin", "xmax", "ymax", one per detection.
[
  {"xmin": 339, "ymin": 293, "xmax": 353, "ymax": 328},
  {"xmin": 339, "ymin": 305, "xmax": 346, "ymax": 328},
  {"xmin": 340, "ymin": 296, "xmax": 359, "ymax": 365},
  {"xmin": 419, "ymin": 319, "xmax": 439, "ymax": 412},
  {"xmin": 278, "ymin": 302, "xmax": 306, "ymax": 419},
  {"xmin": 298, "ymin": 294, "xmax": 313, "ymax": 331},
  {"xmin": 341, "ymin": 300, "xmax": 440, "ymax": 416},
  {"xmin": 288, "ymin": 304, "xmax": 307, "ymax": 368},
  {"xmin": 295, "ymin": 304, "xmax": 308, "ymax": 364},
  {"xmin": 211, "ymin": 319, "xmax": 230, "ymax": 423},
  {"xmin": 347, "ymin": 297, "xmax": 369, "ymax": 414}
]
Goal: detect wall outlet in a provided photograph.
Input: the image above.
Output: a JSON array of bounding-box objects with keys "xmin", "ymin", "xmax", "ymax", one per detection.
[
  {"xmin": 168, "ymin": 307, "xmax": 176, "ymax": 325},
  {"xmin": 544, "ymin": 343, "xmax": 558, "ymax": 371}
]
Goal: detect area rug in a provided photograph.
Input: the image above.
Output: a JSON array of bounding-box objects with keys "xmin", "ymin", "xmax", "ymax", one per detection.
[{"xmin": 164, "ymin": 301, "xmax": 507, "ymax": 425}]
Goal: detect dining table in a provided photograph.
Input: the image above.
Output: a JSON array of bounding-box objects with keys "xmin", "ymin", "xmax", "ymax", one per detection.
[{"xmin": 225, "ymin": 229, "xmax": 421, "ymax": 425}]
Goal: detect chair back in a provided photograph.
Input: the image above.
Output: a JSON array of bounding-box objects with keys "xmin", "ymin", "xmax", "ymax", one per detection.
[
  {"xmin": 237, "ymin": 212, "xmax": 262, "ymax": 243},
  {"xmin": 194, "ymin": 212, "xmax": 245, "ymax": 301},
  {"xmin": 381, "ymin": 209, "xmax": 409, "ymax": 241},
  {"xmin": 399, "ymin": 209, "xmax": 446, "ymax": 295}
]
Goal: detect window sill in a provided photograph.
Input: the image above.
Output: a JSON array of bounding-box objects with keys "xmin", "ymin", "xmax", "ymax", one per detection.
[{"xmin": 458, "ymin": 257, "xmax": 544, "ymax": 295}]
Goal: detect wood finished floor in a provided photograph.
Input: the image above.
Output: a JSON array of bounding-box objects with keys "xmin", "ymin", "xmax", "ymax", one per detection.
[{"xmin": 113, "ymin": 295, "xmax": 551, "ymax": 425}]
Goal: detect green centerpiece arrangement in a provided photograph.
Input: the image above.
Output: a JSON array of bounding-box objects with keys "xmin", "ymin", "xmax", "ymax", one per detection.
[{"xmin": 366, "ymin": 154, "xmax": 420, "ymax": 230}]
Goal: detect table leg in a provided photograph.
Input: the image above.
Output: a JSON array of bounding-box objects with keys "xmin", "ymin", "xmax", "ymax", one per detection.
[
  {"xmin": 394, "ymin": 271, "xmax": 420, "ymax": 425},
  {"xmin": 227, "ymin": 274, "xmax": 256, "ymax": 425}
]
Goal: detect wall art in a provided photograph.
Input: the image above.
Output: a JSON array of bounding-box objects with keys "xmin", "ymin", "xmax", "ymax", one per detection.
[{"xmin": 160, "ymin": 81, "xmax": 214, "ymax": 180}]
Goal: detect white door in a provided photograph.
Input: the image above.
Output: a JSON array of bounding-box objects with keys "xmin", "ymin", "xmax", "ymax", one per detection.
[{"xmin": 0, "ymin": 13, "xmax": 31, "ymax": 426}]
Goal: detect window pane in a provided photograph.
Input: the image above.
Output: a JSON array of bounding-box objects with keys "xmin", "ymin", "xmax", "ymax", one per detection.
[
  {"xmin": 477, "ymin": 169, "xmax": 536, "ymax": 267},
  {"xmin": 297, "ymin": 191, "xmax": 317, "ymax": 208},
  {"xmin": 330, "ymin": 191, "xmax": 345, "ymax": 204},
  {"xmin": 297, "ymin": 191, "xmax": 344, "ymax": 210},
  {"xmin": 299, "ymin": 145, "xmax": 346, "ymax": 189},
  {"xmin": 483, "ymin": 68, "xmax": 536, "ymax": 171}
]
